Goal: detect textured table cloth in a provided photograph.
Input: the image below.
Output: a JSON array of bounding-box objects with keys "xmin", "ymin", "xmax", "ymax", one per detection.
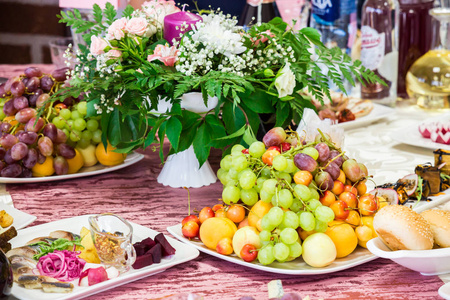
[{"xmin": 0, "ymin": 64, "xmax": 448, "ymax": 299}]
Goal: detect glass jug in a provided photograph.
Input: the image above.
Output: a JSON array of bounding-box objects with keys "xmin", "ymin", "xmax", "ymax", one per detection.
[{"xmin": 405, "ymin": 7, "xmax": 450, "ymax": 109}]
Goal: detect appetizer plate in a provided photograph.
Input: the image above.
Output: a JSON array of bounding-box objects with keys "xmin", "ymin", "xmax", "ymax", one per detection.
[
  {"xmin": 10, "ymin": 215, "xmax": 199, "ymax": 300},
  {"xmin": 167, "ymin": 224, "xmax": 376, "ymax": 275},
  {"xmin": 389, "ymin": 125, "xmax": 450, "ymax": 151},
  {"xmin": 439, "ymin": 282, "xmax": 450, "ymax": 300},
  {"xmin": 0, "ymin": 152, "xmax": 144, "ymax": 184},
  {"xmin": 0, "ymin": 203, "xmax": 36, "ymax": 230},
  {"xmin": 367, "ymin": 237, "xmax": 450, "ymax": 276},
  {"xmin": 336, "ymin": 103, "xmax": 395, "ymax": 130}
]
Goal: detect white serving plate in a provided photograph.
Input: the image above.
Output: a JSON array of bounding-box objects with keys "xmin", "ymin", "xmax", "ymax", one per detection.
[
  {"xmin": 0, "ymin": 152, "xmax": 144, "ymax": 184},
  {"xmin": 0, "ymin": 203, "xmax": 36, "ymax": 230},
  {"xmin": 167, "ymin": 224, "xmax": 376, "ymax": 275},
  {"xmin": 389, "ymin": 125, "xmax": 450, "ymax": 151},
  {"xmin": 10, "ymin": 215, "xmax": 199, "ymax": 300},
  {"xmin": 336, "ymin": 103, "xmax": 395, "ymax": 130},
  {"xmin": 367, "ymin": 237, "xmax": 450, "ymax": 276}
]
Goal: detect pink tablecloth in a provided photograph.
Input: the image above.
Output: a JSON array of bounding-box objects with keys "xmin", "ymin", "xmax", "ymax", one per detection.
[{"xmin": 1, "ymin": 64, "xmax": 446, "ymax": 299}]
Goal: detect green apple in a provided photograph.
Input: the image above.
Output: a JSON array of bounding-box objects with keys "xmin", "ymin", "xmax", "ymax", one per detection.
[{"xmin": 302, "ymin": 232, "xmax": 337, "ymax": 267}]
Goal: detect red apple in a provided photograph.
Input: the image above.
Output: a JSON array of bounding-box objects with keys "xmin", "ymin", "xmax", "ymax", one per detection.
[
  {"xmin": 199, "ymin": 207, "xmax": 215, "ymax": 224},
  {"xmin": 182, "ymin": 214, "xmax": 200, "ymax": 226},
  {"xmin": 240, "ymin": 244, "xmax": 258, "ymax": 262},
  {"xmin": 182, "ymin": 221, "xmax": 199, "ymax": 238}
]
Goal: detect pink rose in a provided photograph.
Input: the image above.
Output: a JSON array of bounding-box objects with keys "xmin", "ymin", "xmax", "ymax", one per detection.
[
  {"xmin": 107, "ymin": 49, "xmax": 122, "ymax": 58},
  {"xmin": 147, "ymin": 44, "xmax": 179, "ymax": 67},
  {"xmin": 107, "ymin": 18, "xmax": 127, "ymax": 40},
  {"xmin": 90, "ymin": 35, "xmax": 108, "ymax": 56},
  {"xmin": 125, "ymin": 17, "xmax": 148, "ymax": 36}
]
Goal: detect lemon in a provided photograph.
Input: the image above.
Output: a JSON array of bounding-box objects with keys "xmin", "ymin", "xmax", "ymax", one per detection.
[
  {"xmin": 31, "ymin": 156, "xmax": 55, "ymax": 177},
  {"xmin": 95, "ymin": 142, "xmax": 126, "ymax": 166},
  {"xmin": 66, "ymin": 149, "xmax": 84, "ymax": 174}
]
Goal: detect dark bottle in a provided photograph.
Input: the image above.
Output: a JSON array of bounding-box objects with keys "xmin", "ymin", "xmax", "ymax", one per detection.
[
  {"xmin": 360, "ymin": 0, "xmax": 399, "ymax": 106},
  {"xmin": 397, "ymin": 0, "xmax": 435, "ymax": 99},
  {"xmin": 238, "ymin": 0, "xmax": 281, "ymax": 30},
  {"xmin": 0, "ymin": 249, "xmax": 12, "ymax": 298}
]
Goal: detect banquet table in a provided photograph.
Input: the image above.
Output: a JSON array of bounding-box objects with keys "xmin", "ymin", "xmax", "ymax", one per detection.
[{"xmin": 0, "ymin": 64, "xmax": 449, "ymax": 300}]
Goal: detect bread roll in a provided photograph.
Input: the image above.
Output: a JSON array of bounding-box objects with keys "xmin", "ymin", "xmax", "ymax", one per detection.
[
  {"xmin": 420, "ymin": 209, "xmax": 450, "ymax": 248},
  {"xmin": 373, "ymin": 205, "xmax": 433, "ymax": 251}
]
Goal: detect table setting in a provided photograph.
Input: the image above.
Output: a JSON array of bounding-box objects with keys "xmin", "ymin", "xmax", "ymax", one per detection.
[{"xmin": 0, "ymin": 0, "xmax": 449, "ymax": 299}]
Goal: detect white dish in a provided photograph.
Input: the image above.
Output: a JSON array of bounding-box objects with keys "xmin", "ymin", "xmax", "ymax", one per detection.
[
  {"xmin": 0, "ymin": 152, "xmax": 144, "ymax": 184},
  {"xmin": 336, "ymin": 103, "xmax": 395, "ymax": 130},
  {"xmin": 439, "ymin": 282, "xmax": 450, "ymax": 300},
  {"xmin": 167, "ymin": 224, "xmax": 376, "ymax": 275},
  {"xmin": 367, "ymin": 237, "xmax": 450, "ymax": 276},
  {"xmin": 10, "ymin": 215, "xmax": 199, "ymax": 300},
  {"xmin": 389, "ymin": 125, "xmax": 450, "ymax": 151},
  {"xmin": 0, "ymin": 203, "xmax": 36, "ymax": 230}
]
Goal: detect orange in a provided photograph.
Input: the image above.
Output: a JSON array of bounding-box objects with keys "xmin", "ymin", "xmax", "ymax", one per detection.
[
  {"xmin": 66, "ymin": 148, "xmax": 84, "ymax": 174},
  {"xmin": 294, "ymin": 170, "xmax": 313, "ymax": 186},
  {"xmin": 2, "ymin": 116, "xmax": 18, "ymax": 126},
  {"xmin": 95, "ymin": 142, "xmax": 127, "ymax": 166},
  {"xmin": 325, "ymin": 223, "xmax": 358, "ymax": 258},
  {"xmin": 31, "ymin": 156, "xmax": 55, "ymax": 177}
]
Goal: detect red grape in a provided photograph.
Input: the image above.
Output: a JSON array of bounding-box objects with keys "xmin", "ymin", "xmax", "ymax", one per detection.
[
  {"xmin": 53, "ymin": 156, "xmax": 68, "ymax": 175},
  {"xmin": 51, "ymin": 68, "xmax": 69, "ymax": 82},
  {"xmin": 4, "ymin": 150, "xmax": 15, "ymax": 164},
  {"xmin": 18, "ymin": 131, "xmax": 38, "ymax": 145},
  {"xmin": 11, "ymin": 142, "xmax": 28, "ymax": 160},
  {"xmin": 323, "ymin": 161, "xmax": 340, "ymax": 180},
  {"xmin": 38, "ymin": 136, "xmax": 53, "ymax": 156},
  {"xmin": 36, "ymin": 93, "xmax": 50, "ymax": 109},
  {"xmin": 3, "ymin": 99, "xmax": 18, "ymax": 116},
  {"xmin": 329, "ymin": 150, "xmax": 343, "ymax": 167},
  {"xmin": 43, "ymin": 123, "xmax": 57, "ymax": 142},
  {"xmin": 37, "ymin": 151, "xmax": 46, "ymax": 164},
  {"xmin": 57, "ymin": 143, "xmax": 75, "ymax": 159},
  {"xmin": 0, "ymin": 134, "xmax": 18, "ymax": 149},
  {"xmin": 22, "ymin": 148, "xmax": 38, "ymax": 169},
  {"xmin": 0, "ymin": 122, "xmax": 11, "ymax": 133},
  {"xmin": 20, "ymin": 168, "xmax": 32, "ymax": 178},
  {"xmin": 25, "ymin": 117, "xmax": 44, "ymax": 133},
  {"xmin": 24, "ymin": 67, "xmax": 43, "ymax": 78},
  {"xmin": 1, "ymin": 163, "xmax": 22, "ymax": 178},
  {"xmin": 40, "ymin": 76, "xmax": 54, "ymax": 92},
  {"xmin": 4, "ymin": 76, "xmax": 20, "ymax": 94},
  {"xmin": 10, "ymin": 81, "xmax": 25, "ymax": 97},
  {"xmin": 315, "ymin": 171, "xmax": 334, "ymax": 191},
  {"xmin": 13, "ymin": 96, "xmax": 29, "ymax": 110},
  {"xmin": 55, "ymin": 129, "xmax": 67, "ymax": 144},
  {"xmin": 0, "ymin": 83, "xmax": 6, "ymax": 98},
  {"xmin": 0, "ymin": 148, "xmax": 5, "ymax": 160},
  {"xmin": 25, "ymin": 77, "xmax": 40, "ymax": 93},
  {"xmin": 315, "ymin": 142, "xmax": 330, "ymax": 162},
  {"xmin": 294, "ymin": 153, "xmax": 318, "ymax": 173},
  {"xmin": 29, "ymin": 89, "xmax": 43, "ymax": 107},
  {"xmin": 15, "ymin": 108, "xmax": 37, "ymax": 124}
]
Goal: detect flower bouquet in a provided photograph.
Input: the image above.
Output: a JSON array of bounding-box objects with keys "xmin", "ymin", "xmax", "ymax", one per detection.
[{"xmin": 55, "ymin": 1, "xmax": 381, "ymax": 170}]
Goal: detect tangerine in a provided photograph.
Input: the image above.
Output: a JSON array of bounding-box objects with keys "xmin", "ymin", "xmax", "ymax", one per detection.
[
  {"xmin": 66, "ymin": 149, "xmax": 84, "ymax": 174},
  {"xmin": 95, "ymin": 142, "xmax": 127, "ymax": 166},
  {"xmin": 325, "ymin": 223, "xmax": 358, "ymax": 258},
  {"xmin": 294, "ymin": 170, "xmax": 313, "ymax": 186},
  {"xmin": 31, "ymin": 156, "xmax": 55, "ymax": 177}
]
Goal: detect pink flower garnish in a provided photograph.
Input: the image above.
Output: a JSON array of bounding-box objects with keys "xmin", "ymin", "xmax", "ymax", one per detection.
[
  {"xmin": 147, "ymin": 44, "xmax": 179, "ymax": 67},
  {"xmin": 90, "ymin": 35, "xmax": 108, "ymax": 56},
  {"xmin": 125, "ymin": 17, "xmax": 148, "ymax": 36},
  {"xmin": 107, "ymin": 18, "xmax": 127, "ymax": 40},
  {"xmin": 253, "ymin": 30, "xmax": 275, "ymax": 46},
  {"xmin": 107, "ymin": 49, "xmax": 122, "ymax": 58}
]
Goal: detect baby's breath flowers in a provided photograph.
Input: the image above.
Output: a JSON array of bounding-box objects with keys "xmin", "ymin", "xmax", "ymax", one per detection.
[{"xmin": 55, "ymin": 2, "xmax": 382, "ymax": 166}]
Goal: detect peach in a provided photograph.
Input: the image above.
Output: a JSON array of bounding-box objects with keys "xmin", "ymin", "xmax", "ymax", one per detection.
[
  {"xmin": 232, "ymin": 226, "xmax": 261, "ymax": 258},
  {"xmin": 199, "ymin": 217, "xmax": 237, "ymax": 250}
]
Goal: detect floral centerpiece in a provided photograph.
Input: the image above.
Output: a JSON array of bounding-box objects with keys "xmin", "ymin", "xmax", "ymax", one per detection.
[{"xmin": 55, "ymin": 1, "xmax": 381, "ymax": 166}]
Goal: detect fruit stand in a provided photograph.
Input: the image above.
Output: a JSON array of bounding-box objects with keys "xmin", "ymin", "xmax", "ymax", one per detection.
[{"xmin": 0, "ymin": 60, "xmax": 448, "ymax": 298}]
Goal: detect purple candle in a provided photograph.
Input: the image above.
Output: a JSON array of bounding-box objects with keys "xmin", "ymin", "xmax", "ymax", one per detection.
[{"xmin": 164, "ymin": 10, "xmax": 202, "ymax": 45}]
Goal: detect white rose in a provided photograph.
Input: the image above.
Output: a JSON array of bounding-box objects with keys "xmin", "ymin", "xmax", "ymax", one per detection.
[
  {"xmin": 275, "ymin": 63, "xmax": 296, "ymax": 98},
  {"xmin": 125, "ymin": 17, "xmax": 148, "ymax": 36},
  {"xmin": 90, "ymin": 35, "xmax": 108, "ymax": 56}
]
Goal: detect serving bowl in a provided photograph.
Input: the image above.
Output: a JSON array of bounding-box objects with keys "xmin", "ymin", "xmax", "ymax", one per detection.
[{"xmin": 367, "ymin": 237, "xmax": 450, "ymax": 276}]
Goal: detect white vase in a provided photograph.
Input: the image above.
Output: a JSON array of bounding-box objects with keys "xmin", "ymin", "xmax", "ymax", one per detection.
[
  {"xmin": 156, "ymin": 92, "xmax": 218, "ymax": 188},
  {"xmin": 157, "ymin": 146, "xmax": 217, "ymax": 188}
]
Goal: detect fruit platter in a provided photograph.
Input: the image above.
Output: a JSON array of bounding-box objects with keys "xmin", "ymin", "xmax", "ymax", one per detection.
[
  {"xmin": 0, "ymin": 66, "xmax": 141, "ymax": 181},
  {"xmin": 7, "ymin": 214, "xmax": 199, "ymax": 300}
]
